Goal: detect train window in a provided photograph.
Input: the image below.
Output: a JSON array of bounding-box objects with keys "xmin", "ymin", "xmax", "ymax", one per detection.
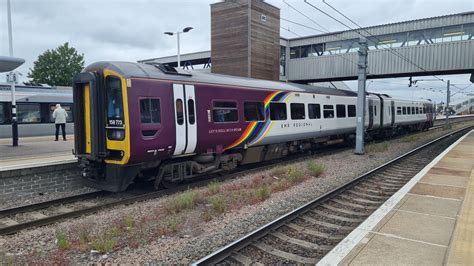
[
  {"xmin": 348, "ymin": 105, "xmax": 356, "ymax": 117},
  {"xmin": 336, "ymin": 104, "xmax": 346, "ymax": 118},
  {"xmin": 397, "ymin": 107, "xmax": 402, "ymax": 115},
  {"xmin": 323, "ymin": 105, "xmax": 334, "ymax": 118},
  {"xmin": 290, "ymin": 103, "xmax": 305, "ymax": 120},
  {"xmin": 407, "ymin": 107, "xmax": 411, "ymax": 114},
  {"xmin": 244, "ymin": 102, "xmax": 265, "ymax": 121},
  {"xmin": 140, "ymin": 99, "xmax": 161, "ymax": 124},
  {"xmin": 176, "ymin": 99, "xmax": 184, "ymax": 125},
  {"xmin": 17, "ymin": 103, "xmax": 41, "ymax": 123},
  {"xmin": 308, "ymin": 104, "xmax": 321, "ymax": 119},
  {"xmin": 411, "ymin": 107, "xmax": 415, "ymax": 114},
  {"xmin": 188, "ymin": 99, "xmax": 195, "ymax": 125},
  {"xmin": 270, "ymin": 102, "xmax": 287, "ymax": 120},
  {"xmin": 423, "ymin": 107, "xmax": 426, "ymax": 114},
  {"xmin": 49, "ymin": 104, "xmax": 73, "ymax": 123},
  {"xmin": 0, "ymin": 103, "xmax": 4, "ymax": 124},
  {"xmin": 106, "ymin": 76, "xmax": 124, "ymax": 124},
  {"xmin": 213, "ymin": 101, "xmax": 238, "ymax": 123},
  {"xmin": 374, "ymin": 106, "xmax": 377, "ymax": 116},
  {"xmin": 402, "ymin": 107, "xmax": 406, "ymax": 115}
]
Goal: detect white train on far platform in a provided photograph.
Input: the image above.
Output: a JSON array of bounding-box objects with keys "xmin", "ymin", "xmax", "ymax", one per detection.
[{"xmin": 0, "ymin": 84, "xmax": 74, "ymax": 138}]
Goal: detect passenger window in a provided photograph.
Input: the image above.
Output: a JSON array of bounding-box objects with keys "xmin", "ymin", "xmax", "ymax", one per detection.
[
  {"xmin": 0, "ymin": 103, "xmax": 4, "ymax": 124},
  {"xmin": 244, "ymin": 102, "xmax": 265, "ymax": 121},
  {"xmin": 308, "ymin": 104, "xmax": 321, "ymax": 119},
  {"xmin": 403, "ymin": 107, "xmax": 407, "ymax": 115},
  {"xmin": 212, "ymin": 101, "xmax": 238, "ymax": 123},
  {"xmin": 323, "ymin": 105, "xmax": 334, "ymax": 118},
  {"xmin": 140, "ymin": 99, "xmax": 161, "ymax": 124},
  {"xmin": 270, "ymin": 102, "xmax": 287, "ymax": 120},
  {"xmin": 290, "ymin": 103, "xmax": 305, "ymax": 120},
  {"xmin": 347, "ymin": 105, "xmax": 356, "ymax": 117},
  {"xmin": 407, "ymin": 107, "xmax": 411, "ymax": 114},
  {"xmin": 411, "ymin": 107, "xmax": 415, "ymax": 114},
  {"xmin": 423, "ymin": 107, "xmax": 426, "ymax": 114},
  {"xmin": 188, "ymin": 99, "xmax": 195, "ymax": 125},
  {"xmin": 17, "ymin": 103, "xmax": 41, "ymax": 123},
  {"xmin": 397, "ymin": 107, "xmax": 402, "ymax": 115},
  {"xmin": 374, "ymin": 106, "xmax": 377, "ymax": 116},
  {"xmin": 176, "ymin": 99, "xmax": 184, "ymax": 125},
  {"xmin": 336, "ymin": 104, "xmax": 346, "ymax": 118}
]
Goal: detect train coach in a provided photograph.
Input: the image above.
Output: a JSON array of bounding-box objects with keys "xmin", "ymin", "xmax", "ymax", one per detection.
[
  {"xmin": 73, "ymin": 61, "xmax": 434, "ymax": 192},
  {"xmin": 0, "ymin": 84, "xmax": 74, "ymax": 138}
]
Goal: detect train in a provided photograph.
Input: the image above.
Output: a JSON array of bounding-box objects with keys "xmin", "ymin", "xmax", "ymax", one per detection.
[
  {"xmin": 73, "ymin": 61, "xmax": 434, "ymax": 192},
  {"xmin": 0, "ymin": 84, "xmax": 74, "ymax": 138}
]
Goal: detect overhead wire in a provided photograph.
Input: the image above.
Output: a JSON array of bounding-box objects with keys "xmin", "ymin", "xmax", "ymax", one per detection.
[
  {"xmin": 313, "ymin": 0, "xmax": 466, "ymax": 91},
  {"xmin": 280, "ymin": 0, "xmax": 362, "ymax": 69}
]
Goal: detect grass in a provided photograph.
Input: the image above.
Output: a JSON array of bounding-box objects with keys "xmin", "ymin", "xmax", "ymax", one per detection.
[
  {"xmin": 365, "ymin": 142, "xmax": 390, "ymax": 153},
  {"xmin": 91, "ymin": 235, "xmax": 115, "ymax": 254},
  {"xmin": 254, "ymin": 184, "xmax": 271, "ymax": 201},
  {"xmin": 207, "ymin": 180, "xmax": 221, "ymax": 195},
  {"xmin": 209, "ymin": 195, "xmax": 226, "ymax": 214},
  {"xmin": 55, "ymin": 229, "xmax": 70, "ymax": 250},
  {"xmin": 287, "ymin": 167, "xmax": 305, "ymax": 183},
  {"xmin": 307, "ymin": 161, "xmax": 325, "ymax": 177},
  {"xmin": 168, "ymin": 190, "xmax": 199, "ymax": 213}
]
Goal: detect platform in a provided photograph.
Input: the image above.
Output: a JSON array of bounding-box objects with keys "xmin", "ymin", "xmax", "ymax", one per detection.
[
  {"xmin": 319, "ymin": 130, "xmax": 474, "ymax": 265},
  {"xmin": 0, "ymin": 135, "xmax": 76, "ymax": 171}
]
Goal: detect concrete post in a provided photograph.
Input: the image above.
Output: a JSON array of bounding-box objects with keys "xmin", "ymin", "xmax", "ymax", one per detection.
[
  {"xmin": 7, "ymin": 0, "xmax": 18, "ymax": 147},
  {"xmin": 355, "ymin": 37, "xmax": 368, "ymax": 154},
  {"xmin": 444, "ymin": 80, "xmax": 451, "ymax": 129}
]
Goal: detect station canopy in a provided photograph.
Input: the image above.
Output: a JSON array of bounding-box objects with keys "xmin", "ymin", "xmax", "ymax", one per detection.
[{"xmin": 0, "ymin": 56, "xmax": 25, "ymax": 73}]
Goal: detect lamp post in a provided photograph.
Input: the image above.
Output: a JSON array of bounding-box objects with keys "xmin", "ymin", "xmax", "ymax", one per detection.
[
  {"xmin": 164, "ymin": 27, "xmax": 193, "ymax": 68},
  {"xmin": 3, "ymin": 0, "xmax": 24, "ymax": 147}
]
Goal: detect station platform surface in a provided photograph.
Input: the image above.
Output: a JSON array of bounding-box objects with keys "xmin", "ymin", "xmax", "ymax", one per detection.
[
  {"xmin": 319, "ymin": 130, "xmax": 474, "ymax": 265},
  {"xmin": 0, "ymin": 135, "xmax": 76, "ymax": 171}
]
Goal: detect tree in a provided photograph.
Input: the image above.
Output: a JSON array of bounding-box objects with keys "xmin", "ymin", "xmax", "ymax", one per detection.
[{"xmin": 28, "ymin": 42, "xmax": 85, "ymax": 86}]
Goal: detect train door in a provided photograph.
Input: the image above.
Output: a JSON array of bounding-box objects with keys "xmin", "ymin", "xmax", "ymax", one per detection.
[
  {"xmin": 368, "ymin": 99, "xmax": 374, "ymax": 130},
  {"xmin": 173, "ymin": 84, "xmax": 197, "ymax": 155},
  {"xmin": 391, "ymin": 100, "xmax": 395, "ymax": 126}
]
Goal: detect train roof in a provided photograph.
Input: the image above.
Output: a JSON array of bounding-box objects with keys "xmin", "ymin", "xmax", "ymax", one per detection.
[{"xmin": 84, "ymin": 61, "xmax": 358, "ymax": 97}]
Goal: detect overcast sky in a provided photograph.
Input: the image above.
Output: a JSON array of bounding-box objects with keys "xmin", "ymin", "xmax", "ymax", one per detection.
[{"xmin": 1, "ymin": 0, "xmax": 473, "ymax": 102}]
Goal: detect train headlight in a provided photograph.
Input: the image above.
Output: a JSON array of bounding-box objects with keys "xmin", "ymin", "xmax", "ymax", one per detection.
[{"xmin": 107, "ymin": 129, "xmax": 125, "ymax": 140}]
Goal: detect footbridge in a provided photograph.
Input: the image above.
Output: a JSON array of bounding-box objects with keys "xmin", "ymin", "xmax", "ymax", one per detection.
[{"xmin": 140, "ymin": 11, "xmax": 474, "ymax": 83}]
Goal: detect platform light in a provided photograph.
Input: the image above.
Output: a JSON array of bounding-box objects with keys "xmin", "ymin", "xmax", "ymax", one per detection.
[{"xmin": 163, "ymin": 27, "xmax": 194, "ymax": 68}]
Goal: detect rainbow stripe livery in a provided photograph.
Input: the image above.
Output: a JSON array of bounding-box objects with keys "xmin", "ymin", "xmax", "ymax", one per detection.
[{"xmin": 225, "ymin": 91, "xmax": 289, "ymax": 150}]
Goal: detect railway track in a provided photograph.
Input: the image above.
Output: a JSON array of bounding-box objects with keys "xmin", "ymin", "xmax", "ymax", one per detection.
[{"xmin": 193, "ymin": 126, "xmax": 472, "ymax": 265}]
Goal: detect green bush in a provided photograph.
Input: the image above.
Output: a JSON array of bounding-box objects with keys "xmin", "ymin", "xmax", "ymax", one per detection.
[
  {"xmin": 91, "ymin": 235, "xmax": 115, "ymax": 254},
  {"xmin": 55, "ymin": 229, "xmax": 71, "ymax": 250},
  {"xmin": 207, "ymin": 180, "xmax": 221, "ymax": 195},
  {"xmin": 209, "ymin": 195, "xmax": 226, "ymax": 214},
  {"xmin": 171, "ymin": 190, "xmax": 199, "ymax": 213},
  {"xmin": 255, "ymin": 185, "xmax": 271, "ymax": 201},
  {"xmin": 307, "ymin": 162, "xmax": 324, "ymax": 177},
  {"xmin": 287, "ymin": 167, "xmax": 305, "ymax": 182}
]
